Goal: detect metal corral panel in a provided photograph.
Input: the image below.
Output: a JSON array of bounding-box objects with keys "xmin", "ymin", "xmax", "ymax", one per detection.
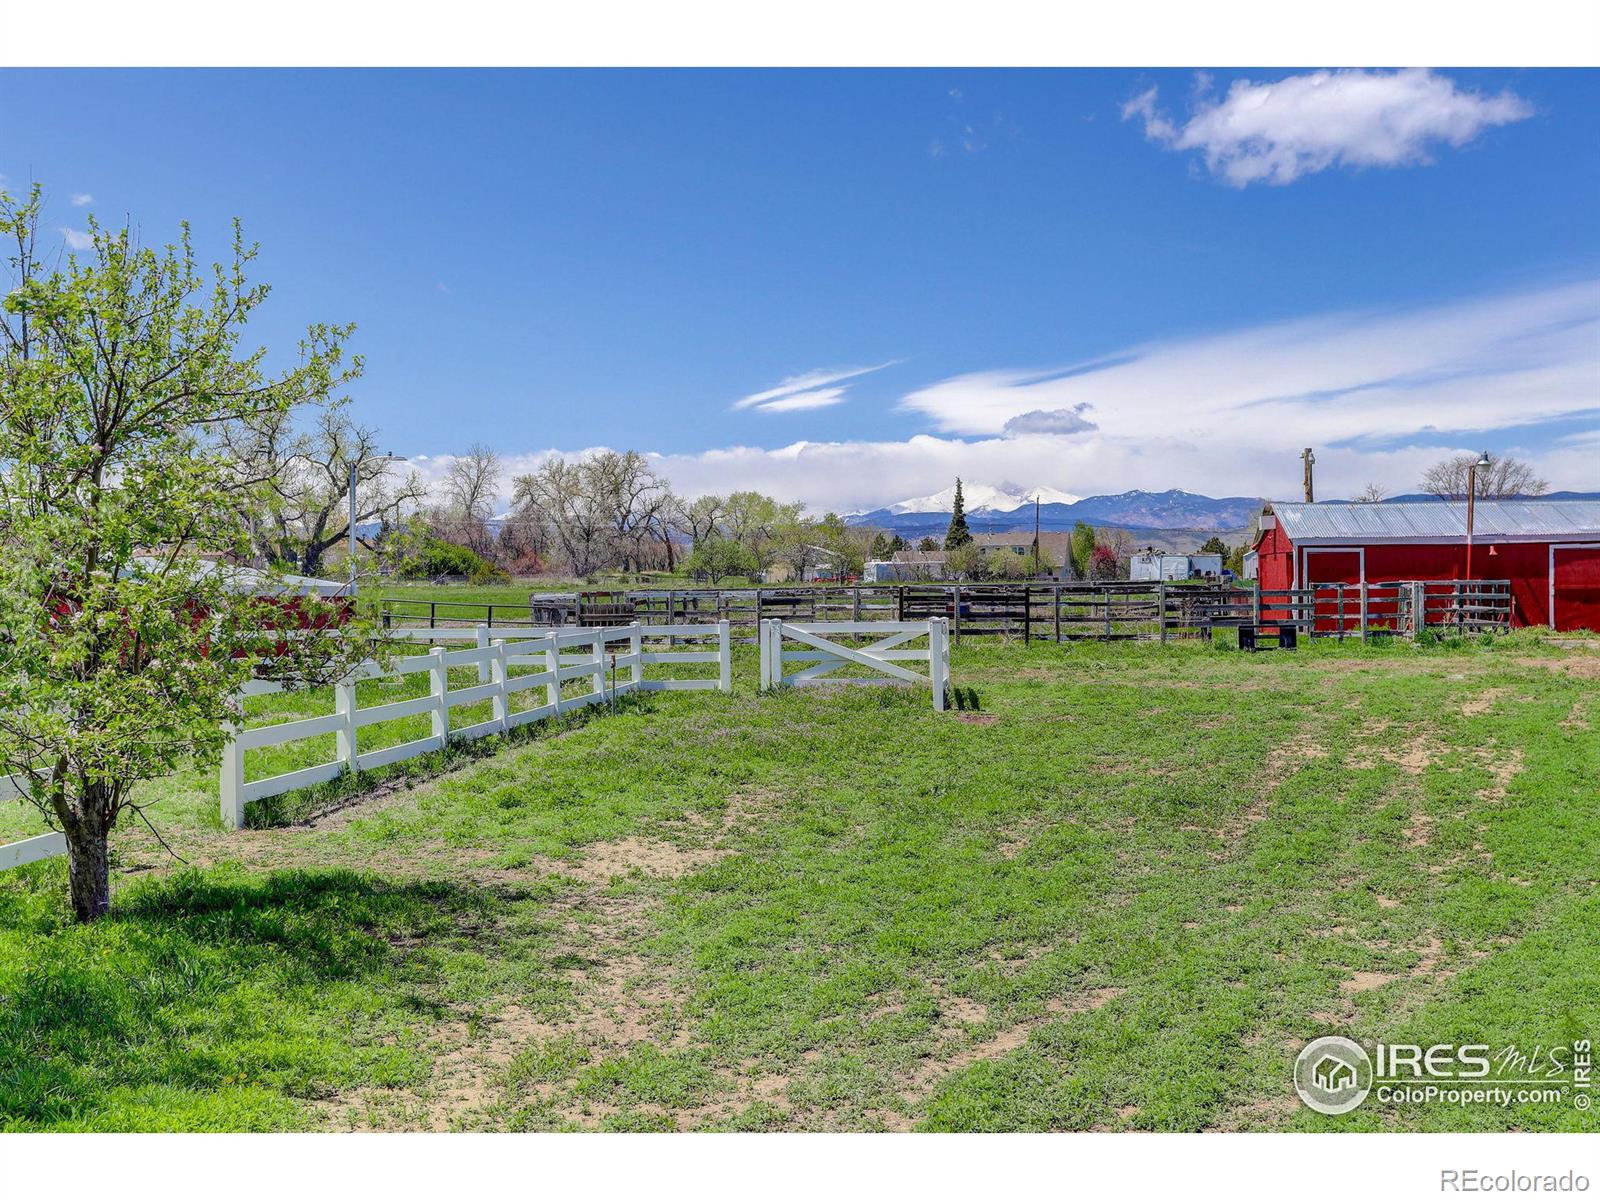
[{"xmin": 1274, "ymin": 500, "xmax": 1600, "ymax": 544}]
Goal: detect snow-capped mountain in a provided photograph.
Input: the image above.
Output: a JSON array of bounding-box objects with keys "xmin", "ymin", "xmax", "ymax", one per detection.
[
  {"xmin": 849, "ymin": 486, "xmax": 1263, "ymax": 536},
  {"xmin": 885, "ymin": 482, "xmax": 1080, "ymax": 515}
]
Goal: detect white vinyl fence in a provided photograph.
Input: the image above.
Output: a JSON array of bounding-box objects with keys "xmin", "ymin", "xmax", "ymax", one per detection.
[
  {"xmin": 220, "ymin": 621, "xmax": 731, "ymax": 828},
  {"xmin": 760, "ymin": 619, "xmax": 950, "ymax": 710}
]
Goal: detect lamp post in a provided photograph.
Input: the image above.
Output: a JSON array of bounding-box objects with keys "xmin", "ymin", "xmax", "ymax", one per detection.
[
  {"xmin": 349, "ymin": 453, "xmax": 408, "ymax": 592},
  {"xmin": 1464, "ymin": 450, "xmax": 1491, "ymax": 581}
]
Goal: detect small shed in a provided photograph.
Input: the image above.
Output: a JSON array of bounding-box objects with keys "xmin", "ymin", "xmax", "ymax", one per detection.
[
  {"xmin": 1253, "ymin": 500, "xmax": 1600, "ymax": 630},
  {"xmin": 1130, "ymin": 552, "xmax": 1224, "ymax": 582}
]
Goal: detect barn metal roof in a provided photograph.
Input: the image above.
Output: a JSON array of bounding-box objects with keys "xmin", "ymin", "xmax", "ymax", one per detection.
[{"xmin": 1273, "ymin": 500, "xmax": 1600, "ymax": 544}]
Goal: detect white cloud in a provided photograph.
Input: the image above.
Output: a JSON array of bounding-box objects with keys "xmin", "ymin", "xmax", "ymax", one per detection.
[
  {"xmin": 899, "ymin": 280, "xmax": 1599, "ymax": 450},
  {"xmin": 1124, "ymin": 69, "xmax": 1533, "ymax": 186},
  {"xmin": 416, "ymin": 280, "xmax": 1598, "ymax": 517},
  {"xmin": 61, "ymin": 227, "xmax": 94, "ymax": 250},
  {"xmin": 751, "ymin": 387, "xmax": 849, "ymax": 413},
  {"xmin": 70, "ymin": 192, "xmax": 93, "ymax": 206},
  {"xmin": 732, "ymin": 361, "xmax": 895, "ymax": 413},
  {"xmin": 1001, "ymin": 405, "xmax": 1098, "ymax": 436}
]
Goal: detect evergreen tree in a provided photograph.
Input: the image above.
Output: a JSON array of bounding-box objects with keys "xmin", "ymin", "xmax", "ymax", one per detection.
[{"xmin": 943, "ymin": 479, "xmax": 973, "ymax": 550}]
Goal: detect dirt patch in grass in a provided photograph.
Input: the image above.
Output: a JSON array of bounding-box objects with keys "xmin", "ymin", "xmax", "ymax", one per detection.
[
  {"xmin": 1347, "ymin": 730, "xmax": 1443, "ymax": 774},
  {"xmin": 955, "ymin": 713, "xmax": 999, "ymax": 725},
  {"xmin": 1340, "ymin": 970, "xmax": 1395, "ymax": 994},
  {"xmin": 566, "ymin": 838, "xmax": 730, "ymax": 883},
  {"xmin": 1405, "ymin": 810, "xmax": 1433, "ymax": 848},
  {"xmin": 1561, "ymin": 702, "xmax": 1592, "ymax": 733},
  {"xmin": 1461, "ymin": 688, "xmax": 1508, "ymax": 716},
  {"xmin": 1265, "ymin": 732, "xmax": 1329, "ymax": 776},
  {"xmin": 1518, "ymin": 655, "xmax": 1600, "ymax": 680}
]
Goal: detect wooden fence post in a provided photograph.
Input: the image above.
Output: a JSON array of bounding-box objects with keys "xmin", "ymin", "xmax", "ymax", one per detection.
[
  {"xmin": 929, "ymin": 618, "xmax": 948, "ymax": 712},
  {"xmin": 429, "ymin": 647, "xmax": 449, "ymax": 748},
  {"xmin": 1053, "ymin": 583, "xmax": 1062, "ymax": 643},
  {"xmin": 220, "ymin": 714, "xmax": 245, "ymax": 830},
  {"xmin": 1253, "ymin": 583, "xmax": 1263, "ymax": 628},
  {"xmin": 718, "ymin": 619, "xmax": 732, "ymax": 693},
  {"xmin": 1157, "ymin": 581, "xmax": 1167, "ymax": 642},
  {"xmin": 1359, "ymin": 583, "xmax": 1369, "ymax": 641},
  {"xmin": 490, "ymin": 640, "xmax": 508, "ymax": 731},
  {"xmin": 952, "ymin": 585, "xmax": 963, "ymax": 646}
]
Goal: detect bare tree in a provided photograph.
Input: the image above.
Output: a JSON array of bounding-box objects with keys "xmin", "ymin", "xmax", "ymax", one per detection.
[
  {"xmin": 1353, "ymin": 482, "xmax": 1388, "ymax": 503},
  {"xmin": 510, "ymin": 456, "xmax": 615, "ymax": 579},
  {"xmin": 1420, "ymin": 453, "xmax": 1548, "ymax": 500},
  {"xmin": 591, "ymin": 450, "xmax": 676, "ymax": 574},
  {"xmin": 441, "ymin": 442, "xmax": 502, "ymax": 519},
  {"xmin": 673, "ymin": 493, "xmax": 726, "ymax": 549},
  {"xmin": 432, "ymin": 442, "xmax": 502, "ymax": 556},
  {"xmin": 222, "ymin": 402, "xmax": 427, "ymax": 576}
]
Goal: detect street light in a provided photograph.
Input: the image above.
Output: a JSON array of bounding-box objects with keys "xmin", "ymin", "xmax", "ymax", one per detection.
[
  {"xmin": 1465, "ymin": 450, "xmax": 1492, "ymax": 580},
  {"xmin": 349, "ymin": 452, "xmax": 408, "ymax": 591}
]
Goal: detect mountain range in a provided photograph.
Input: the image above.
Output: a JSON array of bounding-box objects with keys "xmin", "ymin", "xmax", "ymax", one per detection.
[
  {"xmin": 847, "ymin": 488, "xmax": 1264, "ymax": 537},
  {"xmin": 844, "ymin": 486, "xmax": 1600, "ymax": 539}
]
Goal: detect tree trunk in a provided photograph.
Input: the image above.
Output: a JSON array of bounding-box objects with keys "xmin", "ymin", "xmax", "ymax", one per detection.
[{"xmin": 63, "ymin": 804, "xmax": 112, "ymax": 922}]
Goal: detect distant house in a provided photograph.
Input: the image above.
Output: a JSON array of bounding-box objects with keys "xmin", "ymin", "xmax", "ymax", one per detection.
[{"xmin": 860, "ymin": 550, "xmax": 948, "ymax": 582}]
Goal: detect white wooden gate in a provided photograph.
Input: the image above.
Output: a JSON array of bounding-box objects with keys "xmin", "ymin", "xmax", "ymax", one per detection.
[{"xmin": 760, "ymin": 619, "xmax": 949, "ymax": 710}]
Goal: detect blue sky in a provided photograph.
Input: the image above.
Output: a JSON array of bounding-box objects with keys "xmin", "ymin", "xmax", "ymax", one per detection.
[{"xmin": 2, "ymin": 67, "xmax": 1596, "ymax": 509}]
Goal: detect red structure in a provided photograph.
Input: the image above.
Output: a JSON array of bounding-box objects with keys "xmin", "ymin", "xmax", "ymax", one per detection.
[{"xmin": 1253, "ymin": 500, "xmax": 1600, "ymax": 631}]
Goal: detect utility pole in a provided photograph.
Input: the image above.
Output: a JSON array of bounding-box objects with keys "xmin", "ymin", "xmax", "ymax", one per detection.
[
  {"xmin": 1032, "ymin": 497, "xmax": 1040, "ymax": 573},
  {"xmin": 1301, "ymin": 448, "xmax": 1316, "ymax": 503},
  {"xmin": 1465, "ymin": 450, "xmax": 1491, "ymax": 580}
]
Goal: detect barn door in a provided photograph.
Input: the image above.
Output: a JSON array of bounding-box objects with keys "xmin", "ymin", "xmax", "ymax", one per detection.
[
  {"xmin": 1302, "ymin": 549, "xmax": 1363, "ymax": 635},
  {"xmin": 1552, "ymin": 546, "xmax": 1600, "ymax": 632}
]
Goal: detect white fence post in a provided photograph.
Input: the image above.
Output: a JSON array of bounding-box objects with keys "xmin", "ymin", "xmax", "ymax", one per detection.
[
  {"xmin": 629, "ymin": 621, "xmax": 643, "ymax": 691},
  {"xmin": 429, "ymin": 646, "xmax": 449, "ymax": 748},
  {"xmin": 718, "ymin": 619, "xmax": 732, "ymax": 693},
  {"xmin": 759, "ymin": 620, "xmax": 773, "ymax": 691},
  {"xmin": 592, "ymin": 632, "xmax": 607, "ymax": 700},
  {"xmin": 220, "ymin": 714, "xmax": 245, "ymax": 829},
  {"xmin": 490, "ymin": 639, "xmax": 508, "ymax": 731},
  {"xmin": 546, "ymin": 635, "xmax": 563, "ymax": 713},
  {"xmin": 335, "ymin": 674, "xmax": 358, "ymax": 772},
  {"xmin": 930, "ymin": 618, "xmax": 949, "ymax": 712},
  {"xmin": 476, "ymin": 624, "xmax": 491, "ymax": 683}
]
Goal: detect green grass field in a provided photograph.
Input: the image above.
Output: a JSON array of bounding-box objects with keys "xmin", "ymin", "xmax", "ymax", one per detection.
[{"xmin": 2, "ymin": 631, "xmax": 1597, "ymax": 1131}]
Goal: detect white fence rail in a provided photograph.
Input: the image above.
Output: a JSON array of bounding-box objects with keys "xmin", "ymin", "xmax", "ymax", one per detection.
[
  {"xmin": 760, "ymin": 619, "xmax": 949, "ymax": 711},
  {"xmin": 221, "ymin": 620, "xmax": 731, "ymax": 828},
  {"xmin": 0, "ymin": 829, "xmax": 66, "ymax": 872}
]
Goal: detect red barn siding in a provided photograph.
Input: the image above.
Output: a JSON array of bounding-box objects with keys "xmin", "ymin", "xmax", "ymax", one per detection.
[
  {"xmin": 1552, "ymin": 546, "xmax": 1600, "ymax": 632},
  {"xmin": 1249, "ymin": 527, "xmax": 1600, "ymax": 631}
]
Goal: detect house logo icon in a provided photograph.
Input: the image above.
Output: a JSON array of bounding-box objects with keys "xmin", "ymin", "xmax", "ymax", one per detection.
[{"xmin": 1294, "ymin": 1036, "xmax": 1372, "ymax": 1115}]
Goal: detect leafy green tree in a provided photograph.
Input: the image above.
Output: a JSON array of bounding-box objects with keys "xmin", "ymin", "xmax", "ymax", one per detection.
[
  {"xmin": 1069, "ymin": 521, "xmax": 1097, "ymax": 580},
  {"xmin": 943, "ymin": 478, "xmax": 973, "ymax": 550},
  {"xmin": 683, "ymin": 536, "xmax": 757, "ymax": 584},
  {"xmin": 0, "ymin": 188, "xmax": 378, "ymax": 921},
  {"xmin": 946, "ymin": 543, "xmax": 984, "ymax": 580},
  {"xmin": 917, "ymin": 536, "xmax": 939, "ymax": 552},
  {"xmin": 722, "ymin": 490, "xmax": 806, "ymax": 569},
  {"xmin": 1198, "ymin": 535, "xmax": 1229, "ymax": 557}
]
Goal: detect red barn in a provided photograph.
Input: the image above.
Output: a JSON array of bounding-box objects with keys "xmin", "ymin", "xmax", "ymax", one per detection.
[{"xmin": 1253, "ymin": 500, "xmax": 1600, "ymax": 631}]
